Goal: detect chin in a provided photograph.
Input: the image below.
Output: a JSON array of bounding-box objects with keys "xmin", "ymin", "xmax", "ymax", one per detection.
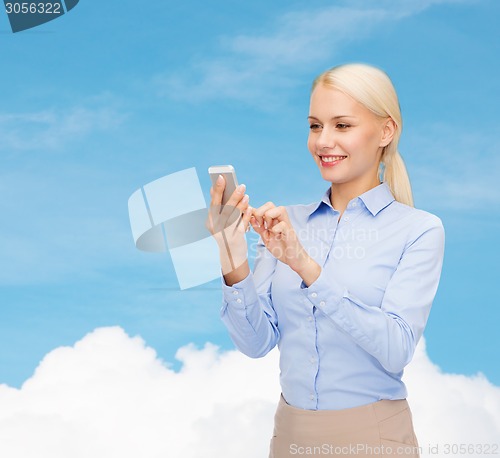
[{"xmin": 318, "ymin": 168, "xmax": 348, "ymax": 183}]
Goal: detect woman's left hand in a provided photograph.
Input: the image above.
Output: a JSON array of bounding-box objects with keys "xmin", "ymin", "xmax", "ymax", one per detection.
[{"xmin": 250, "ymin": 202, "xmax": 310, "ymax": 273}]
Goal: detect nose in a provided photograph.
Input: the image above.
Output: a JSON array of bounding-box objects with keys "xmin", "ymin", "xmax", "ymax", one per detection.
[{"xmin": 316, "ymin": 126, "xmax": 336, "ymax": 151}]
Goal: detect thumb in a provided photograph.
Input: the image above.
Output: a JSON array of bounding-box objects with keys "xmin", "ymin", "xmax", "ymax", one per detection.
[{"xmin": 250, "ymin": 215, "xmax": 265, "ymax": 236}]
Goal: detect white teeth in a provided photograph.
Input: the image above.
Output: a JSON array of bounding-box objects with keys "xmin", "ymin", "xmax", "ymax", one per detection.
[{"xmin": 320, "ymin": 155, "xmax": 346, "ymax": 162}]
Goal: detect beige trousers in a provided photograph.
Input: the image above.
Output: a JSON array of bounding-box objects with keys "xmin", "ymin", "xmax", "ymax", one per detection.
[{"xmin": 269, "ymin": 394, "xmax": 420, "ymax": 458}]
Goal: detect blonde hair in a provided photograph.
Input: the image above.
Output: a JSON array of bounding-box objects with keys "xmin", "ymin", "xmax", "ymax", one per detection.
[{"xmin": 312, "ymin": 63, "xmax": 414, "ymax": 207}]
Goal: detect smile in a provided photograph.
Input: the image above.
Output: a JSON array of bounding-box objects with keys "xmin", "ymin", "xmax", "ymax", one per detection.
[{"xmin": 318, "ymin": 155, "xmax": 347, "ymax": 166}]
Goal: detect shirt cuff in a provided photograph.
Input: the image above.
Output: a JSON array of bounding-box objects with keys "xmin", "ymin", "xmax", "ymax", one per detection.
[
  {"xmin": 299, "ymin": 266, "xmax": 346, "ymax": 315},
  {"xmin": 220, "ymin": 269, "xmax": 259, "ymax": 310}
]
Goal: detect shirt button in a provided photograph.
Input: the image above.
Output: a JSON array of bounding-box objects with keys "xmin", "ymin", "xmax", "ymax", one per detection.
[
  {"xmin": 309, "ymin": 394, "xmax": 315, "ymax": 400},
  {"xmin": 310, "ymin": 357, "xmax": 315, "ymax": 363},
  {"xmin": 236, "ymin": 298, "xmax": 242, "ymax": 303},
  {"xmin": 352, "ymin": 202, "xmax": 358, "ymax": 207},
  {"xmin": 233, "ymin": 290, "xmax": 238, "ymax": 295},
  {"xmin": 319, "ymin": 301, "xmax": 325, "ymax": 307},
  {"xmin": 344, "ymin": 216, "xmax": 350, "ymax": 221},
  {"xmin": 311, "ymin": 292, "xmax": 317, "ymax": 298},
  {"xmin": 307, "ymin": 316, "xmax": 313, "ymax": 322}
]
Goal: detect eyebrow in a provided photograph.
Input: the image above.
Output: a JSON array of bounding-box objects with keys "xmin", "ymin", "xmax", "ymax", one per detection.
[{"xmin": 308, "ymin": 115, "xmax": 357, "ymax": 121}]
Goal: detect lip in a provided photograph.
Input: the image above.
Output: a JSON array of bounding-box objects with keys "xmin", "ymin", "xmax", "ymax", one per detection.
[{"xmin": 318, "ymin": 154, "xmax": 347, "ymax": 167}]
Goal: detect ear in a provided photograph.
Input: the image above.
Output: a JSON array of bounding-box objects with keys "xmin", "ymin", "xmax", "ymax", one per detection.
[{"xmin": 379, "ymin": 118, "xmax": 396, "ymax": 147}]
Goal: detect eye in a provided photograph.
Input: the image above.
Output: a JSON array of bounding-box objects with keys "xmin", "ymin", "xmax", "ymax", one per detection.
[
  {"xmin": 336, "ymin": 123, "xmax": 350, "ymax": 130},
  {"xmin": 309, "ymin": 123, "xmax": 322, "ymax": 131}
]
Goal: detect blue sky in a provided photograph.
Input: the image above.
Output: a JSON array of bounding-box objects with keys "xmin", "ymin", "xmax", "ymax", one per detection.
[{"xmin": 0, "ymin": 0, "xmax": 499, "ymax": 389}]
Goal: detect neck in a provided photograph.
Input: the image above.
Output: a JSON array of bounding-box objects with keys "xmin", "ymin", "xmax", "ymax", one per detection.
[{"xmin": 330, "ymin": 175, "xmax": 381, "ymax": 217}]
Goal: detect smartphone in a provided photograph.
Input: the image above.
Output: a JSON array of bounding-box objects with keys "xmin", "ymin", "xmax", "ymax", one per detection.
[{"xmin": 208, "ymin": 165, "xmax": 239, "ymax": 206}]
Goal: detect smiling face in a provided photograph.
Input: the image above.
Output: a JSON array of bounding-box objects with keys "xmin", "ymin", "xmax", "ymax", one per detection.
[{"xmin": 308, "ymin": 84, "xmax": 395, "ymax": 192}]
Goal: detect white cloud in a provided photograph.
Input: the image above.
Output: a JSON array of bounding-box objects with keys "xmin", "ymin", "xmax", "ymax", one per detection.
[
  {"xmin": 0, "ymin": 327, "xmax": 281, "ymax": 458},
  {"xmin": 405, "ymin": 338, "xmax": 500, "ymax": 452},
  {"xmin": 0, "ymin": 326, "xmax": 498, "ymax": 458},
  {"xmin": 155, "ymin": 0, "xmax": 474, "ymax": 104}
]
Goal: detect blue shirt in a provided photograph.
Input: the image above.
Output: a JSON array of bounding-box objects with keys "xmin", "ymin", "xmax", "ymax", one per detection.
[{"xmin": 220, "ymin": 182, "xmax": 445, "ymax": 410}]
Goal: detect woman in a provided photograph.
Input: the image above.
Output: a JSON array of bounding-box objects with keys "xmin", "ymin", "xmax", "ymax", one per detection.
[{"xmin": 206, "ymin": 63, "xmax": 445, "ymax": 457}]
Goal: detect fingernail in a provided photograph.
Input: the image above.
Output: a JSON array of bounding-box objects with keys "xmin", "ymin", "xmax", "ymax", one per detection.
[
  {"xmin": 242, "ymin": 194, "xmax": 249, "ymax": 203},
  {"xmin": 217, "ymin": 174, "xmax": 223, "ymax": 184},
  {"xmin": 237, "ymin": 183, "xmax": 246, "ymax": 193}
]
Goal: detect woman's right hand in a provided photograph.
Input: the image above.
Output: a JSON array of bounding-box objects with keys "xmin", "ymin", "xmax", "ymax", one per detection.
[{"xmin": 205, "ymin": 175, "xmax": 253, "ymax": 275}]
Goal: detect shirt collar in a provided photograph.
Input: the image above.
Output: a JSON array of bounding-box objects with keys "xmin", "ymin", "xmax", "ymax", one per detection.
[{"xmin": 306, "ymin": 182, "xmax": 395, "ymax": 220}]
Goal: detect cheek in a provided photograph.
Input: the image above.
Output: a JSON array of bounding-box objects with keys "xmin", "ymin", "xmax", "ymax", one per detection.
[{"xmin": 346, "ymin": 129, "xmax": 380, "ymax": 155}]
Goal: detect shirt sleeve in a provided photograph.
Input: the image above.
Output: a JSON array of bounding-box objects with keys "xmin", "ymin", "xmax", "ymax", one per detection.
[
  {"xmin": 220, "ymin": 236, "xmax": 280, "ymax": 358},
  {"xmin": 300, "ymin": 214, "xmax": 445, "ymax": 374}
]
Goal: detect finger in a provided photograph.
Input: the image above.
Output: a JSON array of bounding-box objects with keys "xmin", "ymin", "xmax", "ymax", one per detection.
[
  {"xmin": 210, "ymin": 175, "xmax": 225, "ymax": 207},
  {"xmin": 224, "ymin": 192, "xmax": 250, "ymax": 232},
  {"xmin": 223, "ymin": 183, "xmax": 246, "ymax": 211},
  {"xmin": 241, "ymin": 196, "xmax": 252, "ymax": 231},
  {"xmin": 263, "ymin": 205, "xmax": 288, "ymax": 220},
  {"xmin": 265, "ymin": 213, "xmax": 281, "ymax": 230},
  {"xmin": 270, "ymin": 220, "xmax": 288, "ymax": 237},
  {"xmin": 252, "ymin": 202, "xmax": 276, "ymax": 227},
  {"xmin": 250, "ymin": 213, "xmax": 267, "ymax": 238},
  {"xmin": 263, "ymin": 206, "xmax": 290, "ymax": 229},
  {"xmin": 231, "ymin": 199, "xmax": 251, "ymax": 235},
  {"xmin": 235, "ymin": 194, "xmax": 250, "ymax": 213},
  {"xmin": 241, "ymin": 206, "xmax": 253, "ymax": 233},
  {"xmin": 219, "ymin": 184, "xmax": 247, "ymax": 225}
]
